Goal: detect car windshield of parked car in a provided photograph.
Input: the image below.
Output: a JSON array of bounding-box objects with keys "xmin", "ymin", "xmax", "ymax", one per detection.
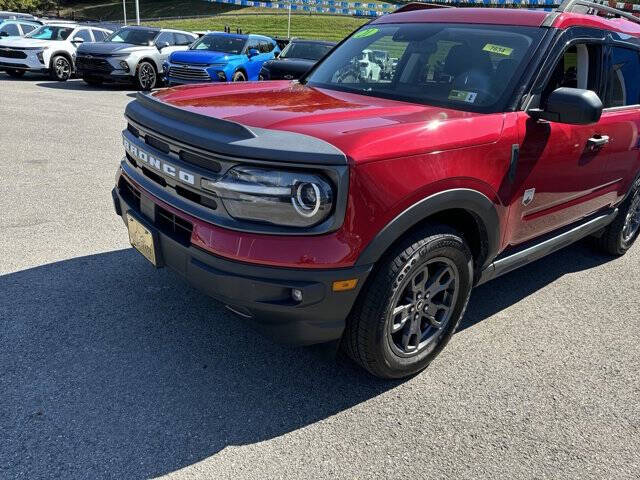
[
  {"xmin": 191, "ymin": 34, "xmax": 246, "ymax": 54},
  {"xmin": 106, "ymin": 28, "xmax": 159, "ymax": 46},
  {"xmin": 280, "ymin": 41, "xmax": 333, "ymax": 60},
  {"xmin": 26, "ymin": 25, "xmax": 74, "ymax": 41},
  {"xmin": 305, "ymin": 23, "xmax": 544, "ymax": 112}
]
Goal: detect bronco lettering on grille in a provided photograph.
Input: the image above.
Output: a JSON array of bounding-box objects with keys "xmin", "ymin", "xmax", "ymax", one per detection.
[{"xmin": 123, "ymin": 137, "xmax": 195, "ymax": 186}]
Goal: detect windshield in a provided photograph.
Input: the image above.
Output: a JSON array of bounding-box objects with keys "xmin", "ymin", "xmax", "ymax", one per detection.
[
  {"xmin": 105, "ymin": 28, "xmax": 159, "ymax": 46},
  {"xmin": 280, "ymin": 41, "xmax": 333, "ymax": 60},
  {"xmin": 26, "ymin": 25, "xmax": 74, "ymax": 41},
  {"xmin": 305, "ymin": 23, "xmax": 545, "ymax": 112},
  {"xmin": 190, "ymin": 34, "xmax": 246, "ymax": 54}
]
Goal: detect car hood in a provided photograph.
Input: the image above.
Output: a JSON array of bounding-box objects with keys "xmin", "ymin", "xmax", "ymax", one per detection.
[
  {"xmin": 78, "ymin": 42, "xmax": 153, "ymax": 55},
  {"xmin": 0, "ymin": 37, "xmax": 54, "ymax": 48},
  {"xmin": 152, "ymin": 81, "xmax": 505, "ymax": 163},
  {"xmin": 169, "ymin": 49, "xmax": 240, "ymax": 65}
]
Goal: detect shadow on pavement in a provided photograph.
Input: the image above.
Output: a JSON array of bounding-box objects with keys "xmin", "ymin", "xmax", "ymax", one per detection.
[{"xmin": 0, "ymin": 240, "xmax": 612, "ymax": 478}]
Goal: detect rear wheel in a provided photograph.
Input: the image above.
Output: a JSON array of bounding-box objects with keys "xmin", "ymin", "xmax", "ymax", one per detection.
[
  {"xmin": 83, "ymin": 75, "xmax": 103, "ymax": 86},
  {"xmin": 5, "ymin": 69, "xmax": 25, "ymax": 78},
  {"xmin": 342, "ymin": 225, "xmax": 474, "ymax": 379},
  {"xmin": 50, "ymin": 55, "xmax": 71, "ymax": 81},
  {"xmin": 135, "ymin": 61, "xmax": 157, "ymax": 91},
  {"xmin": 596, "ymin": 178, "xmax": 640, "ymax": 255},
  {"xmin": 232, "ymin": 70, "xmax": 246, "ymax": 82}
]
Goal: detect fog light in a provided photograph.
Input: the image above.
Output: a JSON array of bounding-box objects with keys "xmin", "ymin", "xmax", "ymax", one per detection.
[
  {"xmin": 291, "ymin": 288, "xmax": 303, "ymax": 302},
  {"xmin": 119, "ymin": 61, "xmax": 129, "ymax": 72}
]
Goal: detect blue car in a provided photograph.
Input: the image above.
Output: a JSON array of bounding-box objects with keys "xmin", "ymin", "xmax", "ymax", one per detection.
[{"xmin": 164, "ymin": 32, "xmax": 279, "ymax": 85}]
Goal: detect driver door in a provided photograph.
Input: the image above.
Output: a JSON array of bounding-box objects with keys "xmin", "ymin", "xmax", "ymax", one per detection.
[{"xmin": 503, "ymin": 39, "xmax": 625, "ymax": 247}]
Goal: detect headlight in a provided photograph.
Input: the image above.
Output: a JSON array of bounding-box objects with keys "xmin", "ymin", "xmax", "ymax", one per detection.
[{"xmin": 201, "ymin": 166, "xmax": 334, "ymax": 227}]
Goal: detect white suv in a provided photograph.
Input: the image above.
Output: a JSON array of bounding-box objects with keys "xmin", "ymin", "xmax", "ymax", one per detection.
[{"xmin": 0, "ymin": 22, "xmax": 112, "ymax": 80}]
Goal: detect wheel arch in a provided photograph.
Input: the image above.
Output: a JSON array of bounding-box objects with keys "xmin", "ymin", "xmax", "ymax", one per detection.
[
  {"xmin": 355, "ymin": 189, "xmax": 501, "ymax": 277},
  {"xmin": 49, "ymin": 50, "xmax": 73, "ymax": 70}
]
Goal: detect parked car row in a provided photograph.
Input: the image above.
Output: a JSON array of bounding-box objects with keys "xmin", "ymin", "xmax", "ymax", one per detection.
[{"xmin": 0, "ymin": 22, "xmax": 337, "ymax": 88}]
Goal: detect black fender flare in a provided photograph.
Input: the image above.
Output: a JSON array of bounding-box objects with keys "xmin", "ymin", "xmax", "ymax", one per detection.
[{"xmin": 355, "ymin": 188, "xmax": 501, "ymax": 268}]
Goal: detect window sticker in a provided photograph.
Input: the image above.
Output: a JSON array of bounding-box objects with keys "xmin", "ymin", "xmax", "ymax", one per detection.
[
  {"xmin": 353, "ymin": 28, "xmax": 379, "ymax": 39},
  {"xmin": 482, "ymin": 44, "xmax": 513, "ymax": 56},
  {"xmin": 448, "ymin": 90, "xmax": 478, "ymax": 103}
]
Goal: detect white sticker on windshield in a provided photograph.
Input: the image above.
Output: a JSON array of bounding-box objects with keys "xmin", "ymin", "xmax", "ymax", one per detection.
[{"xmin": 448, "ymin": 90, "xmax": 478, "ymax": 103}]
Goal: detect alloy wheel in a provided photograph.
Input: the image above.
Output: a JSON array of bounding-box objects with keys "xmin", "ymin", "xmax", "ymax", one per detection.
[
  {"xmin": 138, "ymin": 63, "xmax": 156, "ymax": 90},
  {"xmin": 54, "ymin": 57, "xmax": 70, "ymax": 80},
  {"xmin": 387, "ymin": 257, "xmax": 460, "ymax": 357},
  {"xmin": 622, "ymin": 194, "xmax": 640, "ymax": 243}
]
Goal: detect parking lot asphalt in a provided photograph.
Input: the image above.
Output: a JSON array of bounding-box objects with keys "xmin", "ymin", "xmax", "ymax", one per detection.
[{"xmin": 1, "ymin": 72, "xmax": 639, "ymax": 480}]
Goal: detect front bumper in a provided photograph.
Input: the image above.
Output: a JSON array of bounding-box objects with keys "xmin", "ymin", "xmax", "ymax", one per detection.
[
  {"xmin": 0, "ymin": 51, "xmax": 47, "ymax": 71},
  {"xmin": 112, "ymin": 176, "xmax": 372, "ymax": 346},
  {"xmin": 76, "ymin": 66, "xmax": 134, "ymax": 83}
]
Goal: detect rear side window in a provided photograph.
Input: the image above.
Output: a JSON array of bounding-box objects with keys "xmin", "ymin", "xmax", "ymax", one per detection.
[{"xmin": 604, "ymin": 47, "xmax": 640, "ymax": 108}]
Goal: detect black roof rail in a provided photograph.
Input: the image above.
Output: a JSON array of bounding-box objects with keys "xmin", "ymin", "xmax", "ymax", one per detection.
[
  {"xmin": 553, "ymin": 0, "xmax": 640, "ymax": 25},
  {"xmin": 392, "ymin": 3, "xmax": 454, "ymax": 14}
]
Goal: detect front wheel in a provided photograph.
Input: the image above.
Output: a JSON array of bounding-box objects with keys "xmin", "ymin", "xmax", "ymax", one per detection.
[
  {"xmin": 5, "ymin": 69, "xmax": 25, "ymax": 78},
  {"xmin": 135, "ymin": 61, "xmax": 157, "ymax": 91},
  {"xmin": 50, "ymin": 55, "xmax": 71, "ymax": 81},
  {"xmin": 232, "ymin": 70, "xmax": 246, "ymax": 82},
  {"xmin": 342, "ymin": 225, "xmax": 474, "ymax": 379}
]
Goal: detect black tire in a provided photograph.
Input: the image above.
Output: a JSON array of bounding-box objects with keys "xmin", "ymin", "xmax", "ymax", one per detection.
[
  {"xmin": 83, "ymin": 75, "xmax": 103, "ymax": 87},
  {"xmin": 135, "ymin": 61, "xmax": 157, "ymax": 91},
  {"xmin": 596, "ymin": 177, "xmax": 640, "ymax": 256},
  {"xmin": 232, "ymin": 70, "xmax": 246, "ymax": 82},
  {"xmin": 342, "ymin": 225, "xmax": 474, "ymax": 379},
  {"xmin": 6, "ymin": 69, "xmax": 25, "ymax": 78},
  {"xmin": 49, "ymin": 55, "xmax": 72, "ymax": 81}
]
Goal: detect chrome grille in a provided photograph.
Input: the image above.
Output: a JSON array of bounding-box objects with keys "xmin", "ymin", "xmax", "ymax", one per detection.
[{"xmin": 168, "ymin": 65, "xmax": 211, "ymax": 81}]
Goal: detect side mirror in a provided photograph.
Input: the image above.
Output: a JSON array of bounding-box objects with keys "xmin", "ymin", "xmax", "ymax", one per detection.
[
  {"xmin": 157, "ymin": 41, "xmax": 170, "ymax": 50},
  {"xmin": 247, "ymin": 48, "xmax": 259, "ymax": 58},
  {"xmin": 529, "ymin": 87, "xmax": 603, "ymax": 125},
  {"xmin": 72, "ymin": 37, "xmax": 85, "ymax": 44}
]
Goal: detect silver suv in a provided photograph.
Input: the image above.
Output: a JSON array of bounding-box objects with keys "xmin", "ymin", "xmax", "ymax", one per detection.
[{"xmin": 75, "ymin": 26, "xmax": 196, "ymax": 90}]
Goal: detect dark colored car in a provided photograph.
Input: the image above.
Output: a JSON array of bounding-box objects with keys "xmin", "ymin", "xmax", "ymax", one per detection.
[
  {"xmin": 259, "ymin": 38, "xmax": 335, "ymax": 80},
  {"xmin": 112, "ymin": 4, "xmax": 640, "ymax": 378}
]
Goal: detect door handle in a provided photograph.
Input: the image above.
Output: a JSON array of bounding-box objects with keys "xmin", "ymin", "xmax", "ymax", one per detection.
[{"xmin": 587, "ymin": 135, "xmax": 610, "ymax": 149}]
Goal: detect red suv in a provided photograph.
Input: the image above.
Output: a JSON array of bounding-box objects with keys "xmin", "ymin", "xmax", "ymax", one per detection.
[{"xmin": 112, "ymin": 2, "xmax": 640, "ymax": 378}]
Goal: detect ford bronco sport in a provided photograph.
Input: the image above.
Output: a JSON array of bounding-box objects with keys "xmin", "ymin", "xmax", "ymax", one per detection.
[{"xmin": 112, "ymin": 1, "xmax": 640, "ymax": 378}]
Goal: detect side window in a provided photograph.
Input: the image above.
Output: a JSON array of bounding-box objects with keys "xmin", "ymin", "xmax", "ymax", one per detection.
[
  {"xmin": 542, "ymin": 43, "xmax": 602, "ymax": 103},
  {"xmin": 245, "ymin": 40, "xmax": 260, "ymax": 53},
  {"xmin": 175, "ymin": 33, "xmax": 194, "ymax": 46},
  {"xmin": 1, "ymin": 23, "xmax": 20, "ymax": 36},
  {"xmin": 74, "ymin": 28, "xmax": 92, "ymax": 42},
  {"xmin": 604, "ymin": 47, "xmax": 640, "ymax": 108},
  {"xmin": 21, "ymin": 24, "xmax": 36, "ymax": 34},
  {"xmin": 91, "ymin": 29, "xmax": 106, "ymax": 42},
  {"xmin": 156, "ymin": 32, "xmax": 176, "ymax": 46}
]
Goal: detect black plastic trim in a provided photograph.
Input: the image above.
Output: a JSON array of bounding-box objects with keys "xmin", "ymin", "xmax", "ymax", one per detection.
[
  {"xmin": 126, "ymin": 92, "xmax": 347, "ymax": 165},
  {"xmin": 112, "ymin": 186, "xmax": 372, "ymax": 346},
  {"xmin": 477, "ymin": 208, "xmax": 618, "ymax": 285},
  {"xmin": 355, "ymin": 189, "xmax": 501, "ymax": 269}
]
